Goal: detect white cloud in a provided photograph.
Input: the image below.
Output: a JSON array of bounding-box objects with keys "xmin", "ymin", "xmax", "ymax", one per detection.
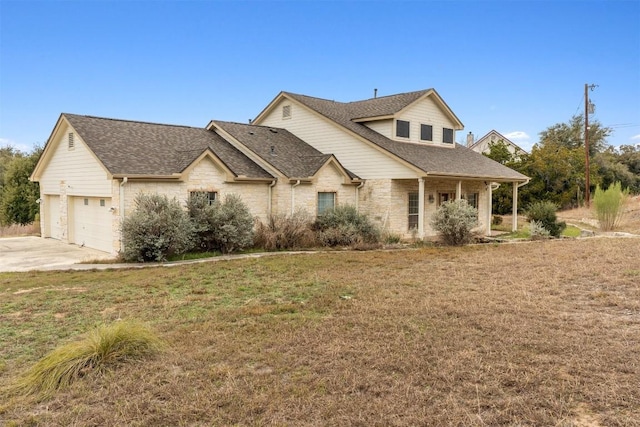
[
  {"xmin": 503, "ymin": 131, "xmax": 530, "ymax": 141},
  {"xmin": 631, "ymin": 134, "xmax": 640, "ymax": 141}
]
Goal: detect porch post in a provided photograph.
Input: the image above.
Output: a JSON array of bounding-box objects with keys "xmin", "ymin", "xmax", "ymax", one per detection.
[
  {"xmin": 512, "ymin": 181, "xmax": 518, "ymax": 232},
  {"xmin": 418, "ymin": 178, "xmax": 425, "ymax": 238},
  {"xmin": 456, "ymin": 180, "xmax": 462, "ymax": 200},
  {"xmin": 486, "ymin": 183, "xmax": 492, "ymax": 236}
]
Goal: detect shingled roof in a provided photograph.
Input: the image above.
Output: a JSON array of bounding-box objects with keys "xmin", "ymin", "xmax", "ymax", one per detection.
[
  {"xmin": 212, "ymin": 120, "xmax": 358, "ymax": 180},
  {"xmin": 62, "ymin": 114, "xmax": 273, "ymax": 179},
  {"xmin": 281, "ymin": 92, "xmax": 528, "ymax": 182}
]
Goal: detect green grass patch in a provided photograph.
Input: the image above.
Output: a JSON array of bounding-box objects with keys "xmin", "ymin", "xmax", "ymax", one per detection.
[{"xmin": 561, "ymin": 225, "xmax": 581, "ymax": 238}]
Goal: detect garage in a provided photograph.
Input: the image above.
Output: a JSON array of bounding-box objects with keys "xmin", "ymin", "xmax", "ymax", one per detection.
[
  {"xmin": 70, "ymin": 197, "xmax": 113, "ymax": 253},
  {"xmin": 46, "ymin": 195, "xmax": 61, "ymax": 239}
]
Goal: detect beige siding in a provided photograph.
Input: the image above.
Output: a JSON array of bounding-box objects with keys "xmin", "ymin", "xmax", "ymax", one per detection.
[
  {"xmin": 362, "ymin": 119, "xmax": 392, "ymax": 138},
  {"xmin": 39, "ymin": 123, "xmax": 112, "ymax": 197},
  {"xmin": 258, "ymin": 100, "xmax": 418, "ymax": 179},
  {"xmin": 394, "ymin": 96, "xmax": 458, "ymax": 146}
]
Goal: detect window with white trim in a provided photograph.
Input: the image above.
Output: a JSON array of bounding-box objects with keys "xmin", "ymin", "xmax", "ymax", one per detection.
[
  {"xmin": 317, "ymin": 192, "xmax": 336, "ymax": 215},
  {"xmin": 408, "ymin": 192, "xmax": 419, "ymax": 230}
]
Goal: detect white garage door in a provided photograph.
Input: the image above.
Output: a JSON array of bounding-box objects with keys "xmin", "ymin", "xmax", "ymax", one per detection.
[
  {"xmin": 47, "ymin": 195, "xmax": 61, "ymax": 239},
  {"xmin": 71, "ymin": 197, "xmax": 113, "ymax": 253}
]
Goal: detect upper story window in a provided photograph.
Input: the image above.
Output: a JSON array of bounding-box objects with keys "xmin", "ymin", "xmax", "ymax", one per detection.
[
  {"xmin": 420, "ymin": 124, "xmax": 433, "ymax": 142},
  {"xmin": 443, "ymin": 128, "xmax": 454, "ymax": 144},
  {"xmin": 396, "ymin": 120, "xmax": 410, "ymax": 138},
  {"xmin": 68, "ymin": 133, "xmax": 75, "ymax": 149},
  {"xmin": 282, "ymin": 105, "xmax": 291, "ymax": 119}
]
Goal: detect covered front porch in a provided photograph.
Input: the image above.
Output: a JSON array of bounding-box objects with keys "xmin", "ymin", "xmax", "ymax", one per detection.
[{"xmin": 391, "ymin": 176, "xmax": 528, "ymax": 239}]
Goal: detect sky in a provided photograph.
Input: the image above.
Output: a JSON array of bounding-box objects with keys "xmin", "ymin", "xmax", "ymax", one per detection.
[{"xmin": 1, "ymin": 0, "xmax": 639, "ymax": 154}]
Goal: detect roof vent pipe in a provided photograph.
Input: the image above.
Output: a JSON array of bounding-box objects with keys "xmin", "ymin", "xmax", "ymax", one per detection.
[
  {"xmin": 270, "ymin": 145, "xmax": 276, "ymax": 156},
  {"xmin": 374, "ymin": 88, "xmax": 378, "ymax": 99},
  {"xmin": 249, "ymin": 119, "xmax": 252, "ymax": 124}
]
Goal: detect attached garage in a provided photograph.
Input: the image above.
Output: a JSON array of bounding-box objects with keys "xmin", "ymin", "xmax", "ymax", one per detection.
[
  {"xmin": 69, "ymin": 197, "xmax": 113, "ymax": 253},
  {"xmin": 45, "ymin": 195, "xmax": 62, "ymax": 239}
]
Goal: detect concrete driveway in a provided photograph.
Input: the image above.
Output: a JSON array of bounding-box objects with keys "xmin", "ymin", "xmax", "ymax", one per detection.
[{"xmin": 0, "ymin": 236, "xmax": 116, "ymax": 272}]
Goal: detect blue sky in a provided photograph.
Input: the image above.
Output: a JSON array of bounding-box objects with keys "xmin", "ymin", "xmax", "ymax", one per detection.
[{"xmin": 1, "ymin": 0, "xmax": 639, "ymax": 154}]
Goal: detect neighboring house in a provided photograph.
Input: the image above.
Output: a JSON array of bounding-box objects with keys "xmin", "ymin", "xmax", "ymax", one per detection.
[
  {"xmin": 31, "ymin": 89, "xmax": 528, "ymax": 254},
  {"xmin": 467, "ymin": 130, "xmax": 528, "ymax": 159}
]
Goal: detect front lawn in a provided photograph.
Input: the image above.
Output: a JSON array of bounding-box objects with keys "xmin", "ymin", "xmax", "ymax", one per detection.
[{"xmin": 1, "ymin": 238, "xmax": 639, "ymax": 425}]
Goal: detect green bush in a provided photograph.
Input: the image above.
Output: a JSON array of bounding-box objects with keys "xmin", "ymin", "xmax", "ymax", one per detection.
[
  {"xmin": 525, "ymin": 201, "xmax": 566, "ymax": 237},
  {"xmin": 430, "ymin": 200, "xmax": 478, "ymax": 246},
  {"xmin": 11, "ymin": 321, "xmax": 164, "ymax": 398},
  {"xmin": 313, "ymin": 205, "xmax": 380, "ymax": 247},
  {"xmin": 593, "ymin": 182, "xmax": 629, "ymax": 231},
  {"xmin": 121, "ymin": 193, "xmax": 195, "ymax": 262},
  {"xmin": 529, "ymin": 220, "xmax": 550, "ymax": 240},
  {"xmin": 254, "ymin": 211, "xmax": 316, "ymax": 250},
  {"xmin": 187, "ymin": 193, "xmax": 253, "ymax": 254}
]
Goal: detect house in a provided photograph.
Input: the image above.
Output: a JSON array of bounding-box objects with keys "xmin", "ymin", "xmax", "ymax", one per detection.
[
  {"xmin": 466, "ymin": 130, "xmax": 528, "ymax": 159},
  {"xmin": 31, "ymin": 89, "xmax": 528, "ymax": 254}
]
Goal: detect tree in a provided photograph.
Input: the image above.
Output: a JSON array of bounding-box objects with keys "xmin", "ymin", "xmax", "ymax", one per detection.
[
  {"xmin": 483, "ymin": 139, "xmax": 514, "ymax": 165},
  {"xmin": 0, "ymin": 147, "xmax": 41, "ymax": 225},
  {"xmin": 538, "ymin": 114, "xmax": 610, "ymax": 157}
]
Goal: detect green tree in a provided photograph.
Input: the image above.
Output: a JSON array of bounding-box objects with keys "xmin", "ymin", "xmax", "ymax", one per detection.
[
  {"xmin": 483, "ymin": 139, "xmax": 514, "ymax": 165},
  {"xmin": 539, "ymin": 114, "xmax": 610, "ymax": 157},
  {"xmin": 0, "ymin": 147, "xmax": 41, "ymax": 225}
]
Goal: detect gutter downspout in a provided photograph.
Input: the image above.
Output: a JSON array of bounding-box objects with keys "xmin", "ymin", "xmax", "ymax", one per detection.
[
  {"xmin": 355, "ymin": 181, "xmax": 365, "ymax": 211},
  {"xmin": 290, "ymin": 180, "xmax": 301, "ymax": 215},
  {"xmin": 119, "ymin": 177, "xmax": 128, "ymax": 252},
  {"xmin": 268, "ymin": 180, "xmax": 277, "ymax": 216}
]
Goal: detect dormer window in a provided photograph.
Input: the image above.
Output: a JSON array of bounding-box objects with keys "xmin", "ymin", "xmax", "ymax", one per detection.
[
  {"xmin": 420, "ymin": 124, "xmax": 433, "ymax": 142},
  {"xmin": 396, "ymin": 120, "xmax": 410, "ymax": 138},
  {"xmin": 68, "ymin": 133, "xmax": 75, "ymax": 149},
  {"xmin": 282, "ymin": 105, "xmax": 291, "ymax": 119},
  {"xmin": 443, "ymin": 128, "xmax": 454, "ymax": 144}
]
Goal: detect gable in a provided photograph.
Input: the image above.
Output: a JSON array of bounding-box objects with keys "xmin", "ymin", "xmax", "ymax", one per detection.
[{"xmin": 33, "ymin": 118, "xmax": 113, "ymax": 196}]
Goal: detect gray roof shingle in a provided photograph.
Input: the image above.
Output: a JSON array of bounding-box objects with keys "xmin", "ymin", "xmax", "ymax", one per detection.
[
  {"xmin": 63, "ymin": 114, "xmax": 273, "ymax": 179},
  {"xmin": 213, "ymin": 120, "xmax": 358, "ymax": 179},
  {"xmin": 283, "ymin": 92, "xmax": 529, "ymax": 182}
]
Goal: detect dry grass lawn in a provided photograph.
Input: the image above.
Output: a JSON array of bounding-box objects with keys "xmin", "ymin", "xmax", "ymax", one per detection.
[{"xmin": 1, "ymin": 238, "xmax": 639, "ymax": 426}]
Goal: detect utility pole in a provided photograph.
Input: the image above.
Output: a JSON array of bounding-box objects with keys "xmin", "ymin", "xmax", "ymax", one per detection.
[{"xmin": 584, "ymin": 83, "xmax": 597, "ymax": 207}]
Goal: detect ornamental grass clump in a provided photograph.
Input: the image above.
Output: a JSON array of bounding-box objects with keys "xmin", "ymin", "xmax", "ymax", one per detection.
[
  {"xmin": 10, "ymin": 320, "xmax": 165, "ymax": 399},
  {"xmin": 430, "ymin": 200, "xmax": 478, "ymax": 246},
  {"xmin": 593, "ymin": 182, "xmax": 629, "ymax": 231},
  {"xmin": 253, "ymin": 211, "xmax": 316, "ymax": 250}
]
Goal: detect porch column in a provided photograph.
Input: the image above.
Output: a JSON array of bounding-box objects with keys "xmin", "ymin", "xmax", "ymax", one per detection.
[
  {"xmin": 418, "ymin": 178, "xmax": 425, "ymax": 238},
  {"xmin": 486, "ymin": 183, "xmax": 492, "ymax": 236},
  {"xmin": 456, "ymin": 180, "xmax": 462, "ymax": 200},
  {"xmin": 512, "ymin": 181, "xmax": 518, "ymax": 232}
]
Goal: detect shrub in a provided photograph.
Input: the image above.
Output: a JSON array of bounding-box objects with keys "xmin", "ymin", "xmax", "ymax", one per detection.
[
  {"xmin": 313, "ymin": 205, "xmax": 380, "ymax": 247},
  {"xmin": 187, "ymin": 193, "xmax": 253, "ymax": 254},
  {"xmin": 430, "ymin": 200, "xmax": 478, "ymax": 246},
  {"xmin": 593, "ymin": 182, "xmax": 629, "ymax": 231},
  {"xmin": 253, "ymin": 211, "xmax": 316, "ymax": 250},
  {"xmin": 525, "ymin": 201, "xmax": 566, "ymax": 237},
  {"xmin": 529, "ymin": 220, "xmax": 550, "ymax": 240},
  {"xmin": 11, "ymin": 321, "xmax": 164, "ymax": 398},
  {"xmin": 121, "ymin": 193, "xmax": 194, "ymax": 262}
]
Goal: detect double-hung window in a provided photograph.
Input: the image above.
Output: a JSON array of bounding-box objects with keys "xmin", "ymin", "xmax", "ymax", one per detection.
[
  {"xmin": 317, "ymin": 192, "xmax": 336, "ymax": 215},
  {"xmin": 408, "ymin": 192, "xmax": 419, "ymax": 230},
  {"xmin": 420, "ymin": 124, "xmax": 433, "ymax": 142},
  {"xmin": 190, "ymin": 191, "xmax": 217, "ymax": 205},
  {"xmin": 443, "ymin": 128, "xmax": 454, "ymax": 144}
]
